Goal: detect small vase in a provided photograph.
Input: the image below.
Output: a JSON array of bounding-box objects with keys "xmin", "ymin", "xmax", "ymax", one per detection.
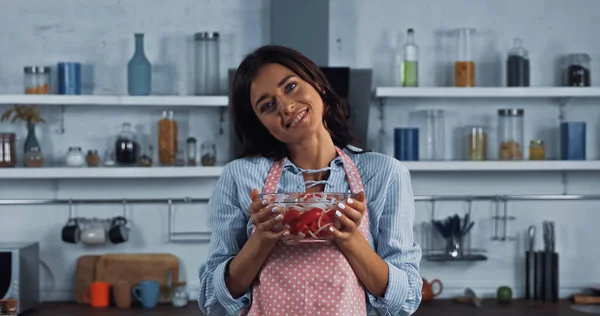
[
  {"xmin": 24, "ymin": 123, "xmax": 40, "ymax": 155},
  {"xmin": 127, "ymin": 33, "xmax": 152, "ymax": 95}
]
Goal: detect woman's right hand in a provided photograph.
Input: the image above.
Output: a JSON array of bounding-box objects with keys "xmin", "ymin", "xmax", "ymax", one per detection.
[{"xmin": 248, "ymin": 189, "xmax": 289, "ymax": 244}]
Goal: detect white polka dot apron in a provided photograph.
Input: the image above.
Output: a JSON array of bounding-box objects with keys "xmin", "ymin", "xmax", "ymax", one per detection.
[{"xmin": 243, "ymin": 147, "xmax": 369, "ymax": 316}]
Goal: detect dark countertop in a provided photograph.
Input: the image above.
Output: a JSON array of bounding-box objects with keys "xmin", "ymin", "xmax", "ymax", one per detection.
[{"xmin": 23, "ymin": 299, "xmax": 585, "ymax": 315}]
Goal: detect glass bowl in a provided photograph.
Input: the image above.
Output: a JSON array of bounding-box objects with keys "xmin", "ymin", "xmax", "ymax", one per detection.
[{"xmin": 258, "ymin": 192, "xmax": 354, "ymax": 244}]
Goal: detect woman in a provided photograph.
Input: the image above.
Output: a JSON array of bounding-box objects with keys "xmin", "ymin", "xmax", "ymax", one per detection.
[{"xmin": 198, "ymin": 45, "xmax": 422, "ymax": 316}]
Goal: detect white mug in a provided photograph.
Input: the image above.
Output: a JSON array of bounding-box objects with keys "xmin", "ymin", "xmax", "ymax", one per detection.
[{"xmin": 81, "ymin": 227, "xmax": 107, "ymax": 245}]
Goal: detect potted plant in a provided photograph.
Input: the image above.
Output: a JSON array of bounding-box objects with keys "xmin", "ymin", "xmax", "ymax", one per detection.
[{"xmin": 1, "ymin": 105, "xmax": 45, "ymax": 156}]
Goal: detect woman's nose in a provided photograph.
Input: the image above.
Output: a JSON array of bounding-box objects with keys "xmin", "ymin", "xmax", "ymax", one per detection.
[{"xmin": 279, "ymin": 97, "xmax": 296, "ymax": 114}]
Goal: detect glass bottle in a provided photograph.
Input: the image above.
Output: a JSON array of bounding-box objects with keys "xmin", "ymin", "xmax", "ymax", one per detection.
[
  {"xmin": 454, "ymin": 28, "xmax": 476, "ymax": 87},
  {"xmin": 104, "ymin": 150, "xmax": 116, "ymax": 166},
  {"xmin": 186, "ymin": 137, "xmax": 197, "ymax": 166},
  {"xmin": 498, "ymin": 109, "xmax": 524, "ymax": 160},
  {"xmin": 171, "ymin": 282, "xmax": 188, "ymax": 307},
  {"xmin": 25, "ymin": 146, "xmax": 44, "ymax": 167},
  {"xmin": 194, "ymin": 32, "xmax": 208, "ymax": 95},
  {"xmin": 506, "ymin": 38, "xmax": 530, "ymax": 87},
  {"xmin": 158, "ymin": 111, "xmax": 178, "ymax": 166},
  {"xmin": 115, "ymin": 122, "xmax": 140, "ymax": 165},
  {"xmin": 401, "ymin": 28, "xmax": 418, "ymax": 87},
  {"xmin": 206, "ymin": 32, "xmax": 220, "ymax": 95},
  {"xmin": 201, "ymin": 141, "xmax": 216, "ymax": 166},
  {"xmin": 86, "ymin": 150, "xmax": 100, "ymax": 167},
  {"xmin": 127, "ymin": 33, "xmax": 152, "ymax": 95},
  {"xmin": 466, "ymin": 126, "xmax": 487, "ymax": 161},
  {"xmin": 565, "ymin": 53, "xmax": 591, "ymax": 86},
  {"xmin": 529, "ymin": 140, "xmax": 545, "ymax": 160},
  {"xmin": 409, "ymin": 109, "xmax": 445, "ymax": 160}
]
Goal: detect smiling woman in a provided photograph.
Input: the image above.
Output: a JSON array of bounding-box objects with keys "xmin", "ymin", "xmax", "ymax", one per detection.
[{"xmin": 198, "ymin": 45, "xmax": 423, "ymax": 316}]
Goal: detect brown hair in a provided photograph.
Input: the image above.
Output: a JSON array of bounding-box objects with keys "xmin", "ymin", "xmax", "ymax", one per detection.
[{"xmin": 230, "ymin": 45, "xmax": 366, "ymax": 160}]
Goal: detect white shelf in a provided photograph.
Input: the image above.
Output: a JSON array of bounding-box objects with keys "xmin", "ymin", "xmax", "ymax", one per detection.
[
  {"xmin": 403, "ymin": 160, "xmax": 600, "ymax": 171},
  {"xmin": 0, "ymin": 166, "xmax": 224, "ymax": 179},
  {"xmin": 375, "ymin": 87, "xmax": 600, "ymax": 99},
  {"xmin": 0, "ymin": 94, "xmax": 228, "ymax": 107}
]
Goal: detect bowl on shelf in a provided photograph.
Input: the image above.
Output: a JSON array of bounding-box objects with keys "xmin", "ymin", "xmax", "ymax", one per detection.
[{"xmin": 258, "ymin": 192, "xmax": 354, "ymax": 244}]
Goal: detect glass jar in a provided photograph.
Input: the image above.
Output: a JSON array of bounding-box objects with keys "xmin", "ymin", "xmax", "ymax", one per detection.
[
  {"xmin": 86, "ymin": 150, "xmax": 100, "ymax": 167},
  {"xmin": 506, "ymin": 38, "xmax": 530, "ymax": 87},
  {"xmin": 115, "ymin": 122, "xmax": 140, "ymax": 165},
  {"xmin": 201, "ymin": 141, "xmax": 216, "ymax": 166},
  {"xmin": 565, "ymin": 53, "xmax": 591, "ymax": 86},
  {"xmin": 25, "ymin": 146, "xmax": 43, "ymax": 167},
  {"xmin": 65, "ymin": 147, "xmax": 85, "ymax": 167},
  {"xmin": 466, "ymin": 126, "xmax": 487, "ymax": 161},
  {"xmin": 194, "ymin": 32, "xmax": 220, "ymax": 95},
  {"xmin": 158, "ymin": 111, "xmax": 178, "ymax": 166},
  {"xmin": 529, "ymin": 140, "xmax": 546, "ymax": 160},
  {"xmin": 186, "ymin": 137, "xmax": 197, "ymax": 166},
  {"xmin": 0, "ymin": 133, "xmax": 16, "ymax": 168},
  {"xmin": 454, "ymin": 28, "xmax": 476, "ymax": 87},
  {"xmin": 104, "ymin": 150, "xmax": 116, "ymax": 166},
  {"xmin": 171, "ymin": 283, "xmax": 188, "ymax": 307},
  {"xmin": 498, "ymin": 109, "xmax": 524, "ymax": 160},
  {"xmin": 409, "ymin": 109, "xmax": 445, "ymax": 160},
  {"xmin": 24, "ymin": 66, "xmax": 51, "ymax": 94}
]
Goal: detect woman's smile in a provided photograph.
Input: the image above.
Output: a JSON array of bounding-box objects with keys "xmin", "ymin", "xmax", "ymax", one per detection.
[{"xmin": 285, "ymin": 108, "xmax": 309, "ymax": 128}]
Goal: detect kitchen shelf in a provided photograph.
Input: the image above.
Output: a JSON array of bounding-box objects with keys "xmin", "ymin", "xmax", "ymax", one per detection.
[
  {"xmin": 375, "ymin": 87, "xmax": 600, "ymax": 99},
  {"xmin": 0, "ymin": 166, "xmax": 224, "ymax": 179},
  {"xmin": 0, "ymin": 94, "xmax": 228, "ymax": 107},
  {"xmin": 403, "ymin": 160, "xmax": 600, "ymax": 171}
]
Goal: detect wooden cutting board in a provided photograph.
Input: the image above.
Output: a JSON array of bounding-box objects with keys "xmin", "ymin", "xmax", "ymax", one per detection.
[
  {"xmin": 74, "ymin": 255, "xmax": 101, "ymax": 304},
  {"xmin": 94, "ymin": 253, "xmax": 179, "ymax": 288}
]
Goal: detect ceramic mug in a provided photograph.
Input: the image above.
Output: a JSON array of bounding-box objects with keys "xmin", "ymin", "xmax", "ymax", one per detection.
[
  {"xmin": 84, "ymin": 281, "xmax": 110, "ymax": 308},
  {"xmin": 81, "ymin": 220, "xmax": 106, "ymax": 245},
  {"xmin": 422, "ymin": 277, "xmax": 443, "ymax": 302},
  {"xmin": 132, "ymin": 280, "xmax": 160, "ymax": 308},
  {"xmin": 113, "ymin": 280, "xmax": 132, "ymax": 308},
  {"xmin": 61, "ymin": 218, "xmax": 80, "ymax": 243},
  {"xmin": 108, "ymin": 216, "xmax": 129, "ymax": 244}
]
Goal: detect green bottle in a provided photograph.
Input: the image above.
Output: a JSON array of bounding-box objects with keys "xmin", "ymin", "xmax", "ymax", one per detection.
[{"xmin": 401, "ymin": 28, "xmax": 419, "ymax": 87}]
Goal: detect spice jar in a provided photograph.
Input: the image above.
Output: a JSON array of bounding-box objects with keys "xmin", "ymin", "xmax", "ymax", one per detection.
[
  {"xmin": 171, "ymin": 282, "xmax": 188, "ymax": 307},
  {"xmin": 529, "ymin": 140, "xmax": 545, "ymax": 160},
  {"xmin": 466, "ymin": 126, "xmax": 487, "ymax": 161},
  {"xmin": 186, "ymin": 137, "xmax": 197, "ymax": 166},
  {"xmin": 565, "ymin": 53, "xmax": 591, "ymax": 86},
  {"xmin": 65, "ymin": 147, "xmax": 85, "ymax": 167},
  {"xmin": 25, "ymin": 146, "xmax": 44, "ymax": 167},
  {"xmin": 0, "ymin": 298, "xmax": 18, "ymax": 315},
  {"xmin": 454, "ymin": 28, "xmax": 476, "ymax": 87},
  {"xmin": 498, "ymin": 109, "xmax": 524, "ymax": 160},
  {"xmin": 86, "ymin": 150, "xmax": 100, "ymax": 167},
  {"xmin": 158, "ymin": 111, "xmax": 178, "ymax": 165},
  {"xmin": 0, "ymin": 133, "xmax": 16, "ymax": 168},
  {"xmin": 24, "ymin": 66, "xmax": 51, "ymax": 94},
  {"xmin": 201, "ymin": 141, "xmax": 216, "ymax": 166}
]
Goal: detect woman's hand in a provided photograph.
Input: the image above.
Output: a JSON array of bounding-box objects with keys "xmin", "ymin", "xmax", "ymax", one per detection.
[
  {"xmin": 248, "ymin": 189, "xmax": 289, "ymax": 245},
  {"xmin": 329, "ymin": 191, "xmax": 367, "ymax": 243}
]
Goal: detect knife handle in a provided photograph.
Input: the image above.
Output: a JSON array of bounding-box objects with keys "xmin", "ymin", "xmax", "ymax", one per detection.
[{"xmin": 552, "ymin": 252, "xmax": 559, "ymax": 303}]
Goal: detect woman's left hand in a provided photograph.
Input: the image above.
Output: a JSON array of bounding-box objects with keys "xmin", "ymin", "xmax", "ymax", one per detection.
[{"xmin": 329, "ymin": 191, "xmax": 366, "ymax": 243}]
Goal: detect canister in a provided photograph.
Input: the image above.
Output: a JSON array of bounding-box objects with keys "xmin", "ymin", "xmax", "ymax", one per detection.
[
  {"xmin": 58, "ymin": 62, "xmax": 82, "ymax": 94},
  {"xmin": 394, "ymin": 128, "xmax": 419, "ymax": 161},
  {"xmin": 560, "ymin": 122, "xmax": 586, "ymax": 160}
]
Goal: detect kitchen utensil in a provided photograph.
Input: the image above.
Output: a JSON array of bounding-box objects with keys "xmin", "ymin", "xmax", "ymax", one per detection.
[
  {"xmin": 133, "ymin": 280, "xmax": 160, "ymax": 308},
  {"xmin": 95, "ymin": 253, "xmax": 179, "ymax": 290},
  {"xmin": 421, "ymin": 278, "xmax": 443, "ymax": 302},
  {"xmin": 84, "ymin": 281, "xmax": 110, "ymax": 308},
  {"xmin": 525, "ymin": 225, "xmax": 535, "ymax": 300}
]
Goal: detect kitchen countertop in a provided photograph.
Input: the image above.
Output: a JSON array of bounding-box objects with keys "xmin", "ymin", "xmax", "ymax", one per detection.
[{"xmin": 23, "ymin": 299, "xmax": 584, "ymax": 315}]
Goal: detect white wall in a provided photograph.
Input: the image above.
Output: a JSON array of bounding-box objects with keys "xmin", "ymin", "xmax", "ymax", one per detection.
[{"xmin": 0, "ymin": 0, "xmax": 599, "ymax": 303}]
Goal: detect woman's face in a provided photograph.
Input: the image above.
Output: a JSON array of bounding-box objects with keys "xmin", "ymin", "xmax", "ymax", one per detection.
[{"xmin": 249, "ymin": 63, "xmax": 325, "ymax": 145}]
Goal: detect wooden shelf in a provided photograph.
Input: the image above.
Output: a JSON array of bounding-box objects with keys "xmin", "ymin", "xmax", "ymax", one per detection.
[
  {"xmin": 375, "ymin": 87, "xmax": 600, "ymax": 99},
  {"xmin": 403, "ymin": 160, "xmax": 600, "ymax": 171},
  {"xmin": 0, "ymin": 166, "xmax": 224, "ymax": 179},
  {"xmin": 0, "ymin": 94, "xmax": 228, "ymax": 107}
]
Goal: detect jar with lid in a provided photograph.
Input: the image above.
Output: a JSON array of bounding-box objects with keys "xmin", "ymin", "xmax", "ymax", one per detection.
[
  {"xmin": 565, "ymin": 53, "xmax": 591, "ymax": 86},
  {"xmin": 186, "ymin": 137, "xmax": 197, "ymax": 166},
  {"xmin": 115, "ymin": 122, "xmax": 140, "ymax": 166},
  {"xmin": 194, "ymin": 32, "xmax": 220, "ymax": 95},
  {"xmin": 466, "ymin": 126, "xmax": 487, "ymax": 161},
  {"xmin": 158, "ymin": 111, "xmax": 178, "ymax": 166},
  {"xmin": 171, "ymin": 282, "xmax": 188, "ymax": 307},
  {"xmin": 24, "ymin": 66, "xmax": 51, "ymax": 94},
  {"xmin": 0, "ymin": 133, "xmax": 16, "ymax": 168},
  {"xmin": 25, "ymin": 146, "xmax": 44, "ymax": 167},
  {"xmin": 201, "ymin": 141, "xmax": 216, "ymax": 166},
  {"xmin": 66, "ymin": 147, "xmax": 85, "ymax": 167},
  {"xmin": 498, "ymin": 109, "xmax": 524, "ymax": 160},
  {"xmin": 454, "ymin": 28, "xmax": 476, "ymax": 87},
  {"xmin": 529, "ymin": 140, "xmax": 545, "ymax": 160},
  {"xmin": 506, "ymin": 38, "xmax": 530, "ymax": 87},
  {"xmin": 86, "ymin": 150, "xmax": 100, "ymax": 167}
]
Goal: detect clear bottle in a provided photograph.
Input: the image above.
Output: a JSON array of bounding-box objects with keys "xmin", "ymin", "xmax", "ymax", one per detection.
[
  {"xmin": 409, "ymin": 109, "xmax": 445, "ymax": 160},
  {"xmin": 401, "ymin": 28, "xmax": 418, "ymax": 87},
  {"xmin": 454, "ymin": 28, "xmax": 476, "ymax": 87},
  {"xmin": 206, "ymin": 32, "xmax": 220, "ymax": 95},
  {"xmin": 498, "ymin": 109, "xmax": 524, "ymax": 160},
  {"xmin": 466, "ymin": 126, "xmax": 487, "ymax": 161},
  {"xmin": 115, "ymin": 122, "xmax": 140, "ymax": 165},
  {"xmin": 506, "ymin": 38, "xmax": 530, "ymax": 87},
  {"xmin": 25, "ymin": 146, "xmax": 44, "ymax": 167},
  {"xmin": 158, "ymin": 111, "xmax": 178, "ymax": 165},
  {"xmin": 186, "ymin": 137, "xmax": 197, "ymax": 166},
  {"xmin": 194, "ymin": 32, "xmax": 208, "ymax": 95},
  {"xmin": 565, "ymin": 53, "xmax": 591, "ymax": 86}
]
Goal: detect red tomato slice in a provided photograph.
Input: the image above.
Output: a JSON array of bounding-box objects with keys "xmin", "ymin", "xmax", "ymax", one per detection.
[
  {"xmin": 295, "ymin": 208, "xmax": 322, "ymax": 235},
  {"xmin": 282, "ymin": 209, "xmax": 301, "ymax": 226}
]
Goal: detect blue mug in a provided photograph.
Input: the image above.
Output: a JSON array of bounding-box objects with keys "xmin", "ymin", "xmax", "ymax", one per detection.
[
  {"xmin": 132, "ymin": 280, "xmax": 160, "ymax": 308},
  {"xmin": 57, "ymin": 62, "xmax": 82, "ymax": 95}
]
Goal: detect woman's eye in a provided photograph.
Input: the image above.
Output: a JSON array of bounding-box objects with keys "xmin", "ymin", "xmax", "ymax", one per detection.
[
  {"xmin": 284, "ymin": 82, "xmax": 297, "ymax": 93},
  {"xmin": 260, "ymin": 101, "xmax": 274, "ymax": 112}
]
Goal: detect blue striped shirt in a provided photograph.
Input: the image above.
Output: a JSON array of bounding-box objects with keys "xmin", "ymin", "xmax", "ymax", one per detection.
[{"xmin": 198, "ymin": 146, "xmax": 423, "ymax": 315}]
